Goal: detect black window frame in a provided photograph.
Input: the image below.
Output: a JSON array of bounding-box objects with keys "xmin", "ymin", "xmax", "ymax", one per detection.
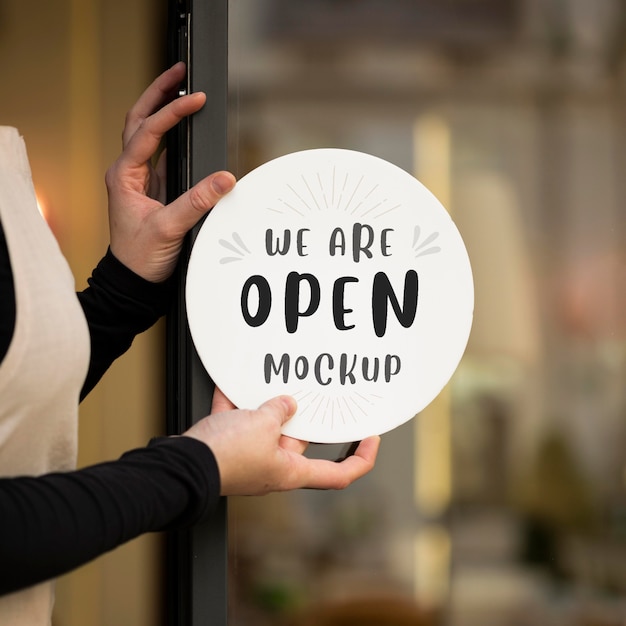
[{"xmin": 165, "ymin": 1, "xmax": 229, "ymax": 624}]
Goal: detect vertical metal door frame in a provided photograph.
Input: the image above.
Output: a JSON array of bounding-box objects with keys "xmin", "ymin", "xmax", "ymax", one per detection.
[{"xmin": 166, "ymin": 1, "xmax": 229, "ymax": 624}]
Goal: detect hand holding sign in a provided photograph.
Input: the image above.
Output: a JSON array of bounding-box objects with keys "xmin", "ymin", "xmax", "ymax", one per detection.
[
  {"xmin": 184, "ymin": 389, "xmax": 381, "ymax": 495},
  {"xmin": 186, "ymin": 149, "xmax": 473, "ymax": 443}
]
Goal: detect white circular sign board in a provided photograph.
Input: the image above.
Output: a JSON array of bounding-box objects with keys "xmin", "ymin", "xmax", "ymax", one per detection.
[{"xmin": 186, "ymin": 148, "xmax": 473, "ymax": 443}]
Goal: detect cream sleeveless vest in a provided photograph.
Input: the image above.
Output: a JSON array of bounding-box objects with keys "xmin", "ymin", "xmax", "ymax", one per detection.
[{"xmin": 0, "ymin": 127, "xmax": 90, "ymax": 625}]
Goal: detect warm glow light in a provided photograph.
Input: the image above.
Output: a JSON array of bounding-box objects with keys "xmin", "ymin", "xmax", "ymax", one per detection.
[
  {"xmin": 35, "ymin": 193, "xmax": 48, "ymax": 222},
  {"xmin": 414, "ymin": 525, "xmax": 451, "ymax": 609},
  {"xmin": 412, "ymin": 113, "xmax": 453, "ymax": 610},
  {"xmin": 414, "ymin": 392, "xmax": 452, "ymax": 516},
  {"xmin": 412, "ymin": 112, "xmax": 453, "ymax": 518},
  {"xmin": 413, "ymin": 114, "xmax": 451, "ymax": 211}
]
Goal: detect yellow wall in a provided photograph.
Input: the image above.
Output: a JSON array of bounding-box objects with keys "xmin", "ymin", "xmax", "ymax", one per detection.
[{"xmin": 0, "ymin": 1, "xmax": 167, "ymax": 624}]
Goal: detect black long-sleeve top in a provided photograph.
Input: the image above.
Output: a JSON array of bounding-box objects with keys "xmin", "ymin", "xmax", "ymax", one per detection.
[{"xmin": 0, "ymin": 221, "xmax": 221, "ymax": 595}]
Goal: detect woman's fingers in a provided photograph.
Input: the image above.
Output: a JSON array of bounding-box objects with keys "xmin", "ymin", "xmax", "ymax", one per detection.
[
  {"xmin": 122, "ymin": 61, "xmax": 187, "ymax": 146},
  {"xmin": 293, "ymin": 436, "xmax": 381, "ymax": 490},
  {"xmin": 119, "ymin": 92, "xmax": 207, "ymax": 170}
]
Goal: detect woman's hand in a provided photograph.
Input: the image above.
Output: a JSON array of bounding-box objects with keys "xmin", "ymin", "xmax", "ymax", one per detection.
[
  {"xmin": 105, "ymin": 62, "xmax": 235, "ymax": 282},
  {"xmin": 183, "ymin": 388, "xmax": 380, "ymax": 496}
]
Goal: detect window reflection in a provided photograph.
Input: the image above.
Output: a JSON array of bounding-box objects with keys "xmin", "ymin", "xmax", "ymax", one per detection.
[{"xmin": 228, "ymin": 1, "xmax": 626, "ymax": 624}]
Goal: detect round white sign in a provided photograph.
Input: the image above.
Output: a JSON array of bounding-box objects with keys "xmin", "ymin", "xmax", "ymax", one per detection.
[{"xmin": 186, "ymin": 148, "xmax": 473, "ymax": 443}]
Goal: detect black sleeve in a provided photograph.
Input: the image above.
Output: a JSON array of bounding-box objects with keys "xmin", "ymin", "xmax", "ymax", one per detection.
[
  {"xmin": 0, "ymin": 436, "xmax": 221, "ymax": 596},
  {"xmin": 77, "ymin": 249, "xmax": 175, "ymax": 400}
]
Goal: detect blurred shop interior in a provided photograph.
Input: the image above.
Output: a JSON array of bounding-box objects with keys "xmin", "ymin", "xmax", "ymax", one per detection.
[
  {"xmin": 227, "ymin": 1, "xmax": 626, "ymax": 625},
  {"xmin": 2, "ymin": 1, "xmax": 626, "ymax": 625}
]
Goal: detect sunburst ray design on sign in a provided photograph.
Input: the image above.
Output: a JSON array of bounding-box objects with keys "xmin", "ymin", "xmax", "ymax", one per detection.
[
  {"xmin": 413, "ymin": 225, "xmax": 441, "ymax": 258},
  {"xmin": 267, "ymin": 164, "xmax": 402, "ymax": 220},
  {"xmin": 218, "ymin": 233, "xmax": 251, "ymax": 264},
  {"xmin": 291, "ymin": 389, "xmax": 382, "ymax": 431}
]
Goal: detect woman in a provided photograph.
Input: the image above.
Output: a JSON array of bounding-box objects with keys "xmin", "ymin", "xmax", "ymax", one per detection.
[{"xmin": 0, "ymin": 62, "xmax": 379, "ymax": 624}]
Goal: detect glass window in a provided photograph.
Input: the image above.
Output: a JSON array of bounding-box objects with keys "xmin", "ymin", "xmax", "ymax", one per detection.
[{"xmin": 228, "ymin": 2, "xmax": 626, "ymax": 624}]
